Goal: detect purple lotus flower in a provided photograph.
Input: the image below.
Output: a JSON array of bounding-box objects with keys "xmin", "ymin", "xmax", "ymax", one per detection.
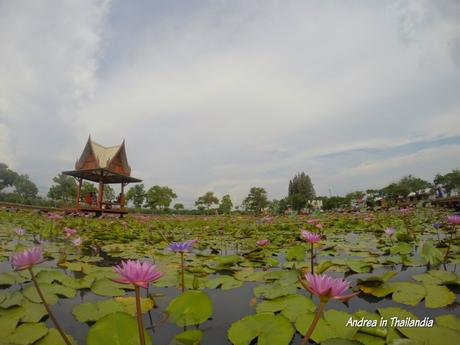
[
  {"xmin": 447, "ymin": 215, "xmax": 460, "ymax": 225},
  {"xmin": 256, "ymin": 239, "xmax": 270, "ymax": 246},
  {"xmin": 303, "ymin": 273, "xmax": 357, "ymax": 302},
  {"xmin": 384, "ymin": 227, "xmax": 396, "ymax": 236},
  {"xmin": 10, "ymin": 247, "xmax": 45, "ymax": 271},
  {"xmin": 432, "ymin": 223, "xmax": 441, "ymax": 229},
  {"xmin": 113, "ymin": 260, "xmax": 164, "ymax": 289},
  {"xmin": 301, "ymin": 230, "xmax": 321, "ymax": 244},
  {"xmin": 71, "ymin": 237, "xmax": 82, "ymax": 246},
  {"xmin": 169, "ymin": 240, "xmax": 196, "ymax": 252},
  {"xmin": 14, "ymin": 227, "xmax": 26, "ymax": 236},
  {"xmin": 63, "ymin": 227, "xmax": 77, "ymax": 238},
  {"xmin": 47, "ymin": 213, "xmax": 63, "ymax": 219}
]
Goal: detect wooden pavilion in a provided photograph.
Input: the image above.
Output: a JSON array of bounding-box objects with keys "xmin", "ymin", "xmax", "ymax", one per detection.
[{"xmin": 62, "ymin": 137, "xmax": 141, "ymax": 216}]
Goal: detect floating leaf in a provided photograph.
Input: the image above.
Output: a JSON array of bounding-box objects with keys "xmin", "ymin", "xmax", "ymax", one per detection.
[
  {"xmin": 166, "ymin": 291, "xmax": 213, "ymax": 326},
  {"xmin": 91, "ymin": 279, "xmax": 127, "ymax": 297},
  {"xmin": 170, "ymin": 330, "xmax": 203, "ymax": 345},
  {"xmin": 35, "ymin": 329, "xmax": 76, "ymax": 345},
  {"xmin": 114, "ymin": 296, "xmax": 154, "ymax": 316},
  {"xmin": 6, "ymin": 322, "xmax": 48, "ymax": 345},
  {"xmin": 435, "ymin": 314, "xmax": 460, "ymax": 331},
  {"xmin": 424, "ymin": 284, "xmax": 456, "ymax": 308},
  {"xmin": 228, "ymin": 312, "xmax": 294, "ymax": 345},
  {"xmin": 420, "ymin": 241, "xmax": 443, "ymax": 266},
  {"xmin": 256, "ymin": 294, "xmax": 316, "ymax": 321},
  {"xmin": 254, "ymin": 282, "xmax": 297, "ymax": 300},
  {"xmin": 72, "ymin": 299, "xmax": 124, "ymax": 323},
  {"xmin": 206, "ymin": 275, "xmax": 242, "ymax": 290},
  {"xmin": 87, "ymin": 312, "xmax": 151, "ymax": 345},
  {"xmin": 286, "ymin": 245, "xmax": 306, "ymax": 261}
]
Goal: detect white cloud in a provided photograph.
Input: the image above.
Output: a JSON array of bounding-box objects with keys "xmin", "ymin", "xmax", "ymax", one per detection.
[{"xmin": 1, "ymin": 0, "xmax": 459, "ymax": 205}]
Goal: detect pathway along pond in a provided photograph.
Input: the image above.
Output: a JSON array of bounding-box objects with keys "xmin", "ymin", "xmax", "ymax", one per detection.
[{"xmin": 0, "ymin": 208, "xmax": 459, "ymax": 345}]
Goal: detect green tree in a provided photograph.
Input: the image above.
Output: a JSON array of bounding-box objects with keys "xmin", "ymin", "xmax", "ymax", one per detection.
[
  {"xmin": 434, "ymin": 170, "xmax": 460, "ymax": 196},
  {"xmin": 0, "ymin": 163, "xmax": 18, "ymax": 191},
  {"xmin": 145, "ymin": 185, "xmax": 177, "ymax": 210},
  {"xmin": 195, "ymin": 191, "xmax": 219, "ymax": 211},
  {"xmin": 13, "ymin": 174, "xmax": 38, "ymax": 199},
  {"xmin": 218, "ymin": 194, "xmax": 233, "ymax": 214},
  {"xmin": 103, "ymin": 185, "xmax": 116, "ymax": 202},
  {"xmin": 243, "ymin": 187, "xmax": 268, "ymax": 215},
  {"xmin": 288, "ymin": 172, "xmax": 316, "ymax": 211},
  {"xmin": 47, "ymin": 174, "xmax": 77, "ymax": 202},
  {"xmin": 81, "ymin": 182, "xmax": 97, "ymax": 196},
  {"xmin": 174, "ymin": 203, "xmax": 184, "ymax": 211},
  {"xmin": 126, "ymin": 184, "xmax": 146, "ymax": 208}
]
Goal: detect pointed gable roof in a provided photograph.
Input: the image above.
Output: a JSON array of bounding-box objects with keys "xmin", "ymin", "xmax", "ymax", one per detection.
[{"xmin": 75, "ymin": 136, "xmax": 131, "ymax": 175}]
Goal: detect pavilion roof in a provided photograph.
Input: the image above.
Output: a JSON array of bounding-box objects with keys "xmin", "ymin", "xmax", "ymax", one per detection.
[{"xmin": 62, "ymin": 168, "xmax": 142, "ymax": 184}]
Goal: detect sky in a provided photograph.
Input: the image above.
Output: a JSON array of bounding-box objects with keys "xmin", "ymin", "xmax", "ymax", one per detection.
[{"xmin": 1, "ymin": 0, "xmax": 460, "ymax": 207}]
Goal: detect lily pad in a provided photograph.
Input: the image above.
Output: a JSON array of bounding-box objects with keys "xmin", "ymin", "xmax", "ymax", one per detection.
[
  {"xmin": 228, "ymin": 312, "xmax": 294, "ymax": 345},
  {"xmin": 206, "ymin": 275, "xmax": 242, "ymax": 290},
  {"xmin": 6, "ymin": 322, "xmax": 48, "ymax": 345},
  {"xmin": 256, "ymin": 294, "xmax": 316, "ymax": 321},
  {"xmin": 424, "ymin": 284, "xmax": 456, "ymax": 308},
  {"xmin": 170, "ymin": 330, "xmax": 203, "ymax": 345},
  {"xmin": 166, "ymin": 290, "xmax": 213, "ymax": 326},
  {"xmin": 86, "ymin": 312, "xmax": 152, "ymax": 345}
]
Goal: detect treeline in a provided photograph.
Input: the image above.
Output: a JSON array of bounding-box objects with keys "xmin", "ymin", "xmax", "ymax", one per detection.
[{"xmin": 1, "ymin": 162, "xmax": 460, "ymax": 214}]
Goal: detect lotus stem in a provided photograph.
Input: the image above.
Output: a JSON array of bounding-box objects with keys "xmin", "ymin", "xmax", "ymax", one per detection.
[
  {"xmin": 443, "ymin": 224, "xmax": 455, "ymax": 269},
  {"xmin": 180, "ymin": 251, "xmax": 185, "ymax": 293},
  {"xmin": 310, "ymin": 242, "xmax": 314, "ymax": 274},
  {"xmin": 134, "ymin": 285, "xmax": 146, "ymax": 345},
  {"xmin": 301, "ymin": 302, "xmax": 325, "ymax": 345},
  {"xmin": 28, "ymin": 267, "xmax": 72, "ymax": 345}
]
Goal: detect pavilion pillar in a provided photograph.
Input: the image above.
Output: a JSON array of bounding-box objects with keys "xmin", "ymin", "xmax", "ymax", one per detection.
[
  {"xmin": 76, "ymin": 178, "xmax": 82, "ymax": 208},
  {"xmin": 97, "ymin": 172, "xmax": 104, "ymax": 209},
  {"xmin": 121, "ymin": 182, "xmax": 125, "ymax": 208}
]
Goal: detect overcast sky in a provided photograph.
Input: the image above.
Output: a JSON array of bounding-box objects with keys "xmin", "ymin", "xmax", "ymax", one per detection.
[{"xmin": 1, "ymin": 0, "xmax": 460, "ymax": 207}]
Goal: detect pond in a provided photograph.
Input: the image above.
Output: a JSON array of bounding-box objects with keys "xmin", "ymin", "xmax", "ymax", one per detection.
[{"xmin": 0, "ymin": 208, "xmax": 459, "ymax": 345}]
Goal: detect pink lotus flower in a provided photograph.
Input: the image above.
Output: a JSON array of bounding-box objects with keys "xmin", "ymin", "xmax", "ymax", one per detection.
[
  {"xmin": 315, "ymin": 223, "xmax": 324, "ymax": 230},
  {"xmin": 71, "ymin": 237, "xmax": 82, "ymax": 246},
  {"xmin": 447, "ymin": 215, "xmax": 460, "ymax": 225},
  {"xmin": 400, "ymin": 208, "xmax": 411, "ymax": 215},
  {"xmin": 113, "ymin": 260, "xmax": 164, "ymax": 289},
  {"xmin": 47, "ymin": 213, "xmax": 63, "ymax": 219},
  {"xmin": 10, "ymin": 247, "xmax": 46, "ymax": 271},
  {"xmin": 256, "ymin": 239, "xmax": 270, "ymax": 246},
  {"xmin": 303, "ymin": 273, "xmax": 357, "ymax": 302},
  {"xmin": 63, "ymin": 227, "xmax": 77, "ymax": 238},
  {"xmin": 307, "ymin": 219, "xmax": 320, "ymax": 224},
  {"xmin": 384, "ymin": 227, "xmax": 396, "ymax": 236},
  {"xmin": 301, "ymin": 230, "xmax": 321, "ymax": 244},
  {"xmin": 14, "ymin": 227, "xmax": 26, "ymax": 236}
]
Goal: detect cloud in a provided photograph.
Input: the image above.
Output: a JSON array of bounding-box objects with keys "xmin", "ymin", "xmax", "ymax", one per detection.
[{"xmin": 1, "ymin": 0, "xmax": 459, "ymax": 206}]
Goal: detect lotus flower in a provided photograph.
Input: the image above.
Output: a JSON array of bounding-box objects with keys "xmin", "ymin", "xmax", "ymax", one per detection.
[
  {"xmin": 307, "ymin": 219, "xmax": 320, "ymax": 224},
  {"xmin": 301, "ymin": 230, "xmax": 321, "ymax": 244},
  {"xmin": 316, "ymin": 223, "xmax": 324, "ymax": 230},
  {"xmin": 113, "ymin": 260, "xmax": 164, "ymax": 289},
  {"xmin": 71, "ymin": 237, "xmax": 82, "ymax": 246},
  {"xmin": 447, "ymin": 215, "xmax": 460, "ymax": 225},
  {"xmin": 400, "ymin": 208, "xmax": 411, "ymax": 215},
  {"xmin": 10, "ymin": 247, "xmax": 45, "ymax": 271},
  {"xmin": 63, "ymin": 227, "xmax": 77, "ymax": 238},
  {"xmin": 47, "ymin": 213, "xmax": 63, "ymax": 219},
  {"xmin": 14, "ymin": 227, "xmax": 26, "ymax": 236},
  {"xmin": 384, "ymin": 227, "xmax": 396, "ymax": 236},
  {"xmin": 256, "ymin": 239, "xmax": 270, "ymax": 246},
  {"xmin": 169, "ymin": 240, "xmax": 196, "ymax": 252},
  {"xmin": 432, "ymin": 223, "xmax": 441, "ymax": 229},
  {"xmin": 303, "ymin": 272, "xmax": 357, "ymax": 302}
]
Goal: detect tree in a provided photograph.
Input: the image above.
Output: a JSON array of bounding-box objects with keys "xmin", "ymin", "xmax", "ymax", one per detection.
[
  {"xmin": 0, "ymin": 163, "xmax": 18, "ymax": 191},
  {"xmin": 218, "ymin": 194, "xmax": 233, "ymax": 214},
  {"xmin": 14, "ymin": 174, "xmax": 38, "ymax": 199},
  {"xmin": 47, "ymin": 174, "xmax": 77, "ymax": 202},
  {"xmin": 103, "ymin": 185, "xmax": 116, "ymax": 202},
  {"xmin": 288, "ymin": 172, "xmax": 316, "ymax": 211},
  {"xmin": 174, "ymin": 203, "xmax": 184, "ymax": 211},
  {"xmin": 380, "ymin": 175, "xmax": 431, "ymax": 199},
  {"xmin": 126, "ymin": 184, "xmax": 146, "ymax": 208},
  {"xmin": 81, "ymin": 182, "xmax": 97, "ymax": 196},
  {"xmin": 434, "ymin": 170, "xmax": 460, "ymax": 196},
  {"xmin": 243, "ymin": 187, "xmax": 268, "ymax": 215},
  {"xmin": 145, "ymin": 185, "xmax": 177, "ymax": 210},
  {"xmin": 195, "ymin": 191, "xmax": 219, "ymax": 211}
]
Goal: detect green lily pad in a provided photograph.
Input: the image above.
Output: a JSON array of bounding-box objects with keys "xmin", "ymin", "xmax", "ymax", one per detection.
[
  {"xmin": 228, "ymin": 312, "xmax": 294, "ymax": 345},
  {"xmin": 0, "ymin": 291, "xmax": 23, "ymax": 308},
  {"xmin": 91, "ymin": 279, "xmax": 127, "ymax": 297},
  {"xmin": 322, "ymin": 339, "xmax": 363, "ymax": 345},
  {"xmin": 206, "ymin": 275, "xmax": 242, "ymax": 290},
  {"xmin": 87, "ymin": 311, "xmax": 152, "ymax": 345},
  {"xmin": 420, "ymin": 241, "xmax": 443, "ymax": 266},
  {"xmin": 170, "ymin": 330, "xmax": 203, "ymax": 345},
  {"xmin": 166, "ymin": 290, "xmax": 213, "ymax": 326},
  {"xmin": 286, "ymin": 245, "xmax": 306, "ymax": 261},
  {"xmin": 390, "ymin": 282, "xmax": 426, "ymax": 306},
  {"xmin": 254, "ymin": 282, "xmax": 297, "ymax": 300},
  {"xmin": 114, "ymin": 296, "xmax": 154, "ymax": 316},
  {"xmin": 435, "ymin": 314, "xmax": 460, "ymax": 331},
  {"xmin": 72, "ymin": 299, "xmax": 124, "ymax": 322},
  {"xmin": 6, "ymin": 322, "xmax": 48, "ymax": 345},
  {"xmin": 0, "ymin": 272, "xmax": 16, "ymax": 286},
  {"xmin": 35, "ymin": 328, "xmax": 76, "ymax": 345},
  {"xmin": 256, "ymin": 294, "xmax": 316, "ymax": 321},
  {"xmin": 20, "ymin": 299, "xmax": 47, "ymax": 322},
  {"xmin": 424, "ymin": 284, "xmax": 456, "ymax": 308}
]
